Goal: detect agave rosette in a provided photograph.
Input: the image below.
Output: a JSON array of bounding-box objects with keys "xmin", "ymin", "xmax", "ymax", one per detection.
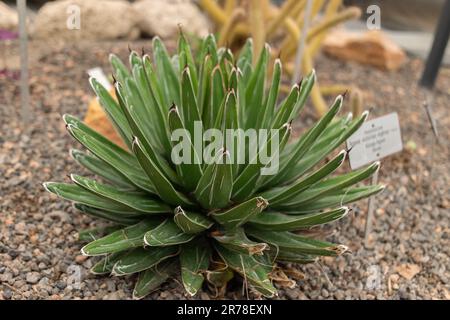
[{"xmin": 44, "ymin": 34, "xmax": 383, "ymax": 299}]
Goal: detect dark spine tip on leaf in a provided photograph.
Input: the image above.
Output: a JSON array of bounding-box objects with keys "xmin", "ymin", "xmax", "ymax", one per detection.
[
  {"xmin": 132, "ymin": 136, "xmax": 140, "ymax": 147},
  {"xmin": 128, "ymin": 44, "xmax": 132, "ymax": 53},
  {"xmin": 345, "ymin": 145, "xmax": 354, "ymax": 155},
  {"xmin": 178, "ymin": 23, "xmax": 184, "ymax": 35},
  {"xmin": 342, "ymin": 90, "xmax": 349, "ymax": 99}
]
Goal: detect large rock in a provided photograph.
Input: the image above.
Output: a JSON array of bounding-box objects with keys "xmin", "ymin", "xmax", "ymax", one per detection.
[
  {"xmin": 32, "ymin": 0, "xmax": 139, "ymax": 41},
  {"xmin": 322, "ymin": 30, "xmax": 406, "ymax": 71},
  {"xmin": 133, "ymin": 0, "xmax": 210, "ymax": 39},
  {"xmin": 0, "ymin": 1, "xmax": 18, "ymax": 31}
]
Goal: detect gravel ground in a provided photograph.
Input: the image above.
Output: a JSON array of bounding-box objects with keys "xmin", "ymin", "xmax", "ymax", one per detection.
[{"xmin": 0, "ymin": 40, "xmax": 449, "ymax": 300}]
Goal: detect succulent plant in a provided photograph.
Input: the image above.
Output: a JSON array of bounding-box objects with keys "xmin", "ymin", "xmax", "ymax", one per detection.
[{"xmin": 44, "ymin": 33, "xmax": 383, "ymax": 299}]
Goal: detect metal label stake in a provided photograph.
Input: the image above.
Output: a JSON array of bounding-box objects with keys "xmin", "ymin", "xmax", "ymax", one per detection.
[
  {"xmin": 364, "ymin": 170, "xmax": 379, "ymax": 247},
  {"xmin": 18, "ymin": 0, "xmax": 30, "ymax": 124}
]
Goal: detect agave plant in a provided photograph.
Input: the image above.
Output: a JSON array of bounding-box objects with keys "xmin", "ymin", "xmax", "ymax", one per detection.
[{"xmin": 44, "ymin": 33, "xmax": 383, "ymax": 299}]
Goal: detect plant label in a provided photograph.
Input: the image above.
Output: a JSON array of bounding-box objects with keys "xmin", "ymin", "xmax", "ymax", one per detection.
[
  {"xmin": 88, "ymin": 67, "xmax": 112, "ymax": 91},
  {"xmin": 347, "ymin": 112, "xmax": 403, "ymax": 170}
]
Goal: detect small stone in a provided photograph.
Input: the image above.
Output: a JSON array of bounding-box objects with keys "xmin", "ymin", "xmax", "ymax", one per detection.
[
  {"xmin": 396, "ymin": 264, "xmax": 421, "ymax": 280},
  {"xmin": 56, "ymin": 281, "xmax": 66, "ymax": 290},
  {"xmin": 2, "ymin": 289, "xmax": 13, "ymax": 299},
  {"xmin": 75, "ymin": 255, "xmax": 88, "ymax": 264},
  {"xmin": 26, "ymin": 272, "xmax": 41, "ymax": 284}
]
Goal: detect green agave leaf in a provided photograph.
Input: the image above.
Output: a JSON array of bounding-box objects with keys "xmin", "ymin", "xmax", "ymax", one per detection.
[
  {"xmin": 248, "ymin": 207, "xmax": 350, "ymax": 231},
  {"xmin": 272, "ymin": 68, "xmax": 316, "ymax": 128},
  {"xmin": 260, "ymin": 59, "xmax": 282, "ymax": 129},
  {"xmin": 142, "ymin": 55, "xmax": 173, "ymax": 155},
  {"xmin": 129, "ymin": 50, "xmax": 142, "ymax": 70},
  {"xmin": 280, "ymin": 115, "xmax": 351, "ymax": 163},
  {"xmin": 130, "ymin": 63, "xmax": 167, "ymax": 154},
  {"xmin": 133, "ymin": 258, "xmax": 178, "ymax": 300},
  {"xmin": 212, "ymin": 228, "xmax": 268, "ymax": 256},
  {"xmin": 261, "ymin": 150, "xmax": 347, "ymax": 206},
  {"xmin": 174, "ymin": 207, "xmax": 214, "ymax": 234},
  {"xmin": 266, "ymin": 94, "xmax": 343, "ymax": 188},
  {"xmin": 269, "ymin": 249, "xmax": 317, "ymax": 264},
  {"xmin": 232, "ymin": 123, "xmax": 291, "ymax": 201},
  {"xmin": 152, "ymin": 37, "xmax": 181, "ymax": 106},
  {"xmin": 245, "ymin": 44, "xmax": 269, "ymax": 130},
  {"xmin": 205, "ymin": 266, "xmax": 234, "ymax": 289},
  {"xmin": 70, "ymin": 149, "xmax": 136, "ymax": 190},
  {"xmin": 74, "ymin": 203, "xmax": 140, "ymax": 226},
  {"xmin": 132, "ymin": 137, "xmax": 195, "ymax": 208},
  {"xmin": 197, "ymin": 54, "xmax": 213, "ymax": 117},
  {"xmin": 217, "ymin": 48, "xmax": 230, "ymax": 88},
  {"xmin": 144, "ymin": 219, "xmax": 195, "ymax": 247},
  {"xmin": 178, "ymin": 31, "xmax": 198, "ymax": 90},
  {"xmin": 198, "ymin": 34, "xmax": 219, "ymax": 66},
  {"xmin": 81, "ymin": 219, "xmax": 162, "ymax": 256},
  {"xmin": 89, "ymin": 78, "xmax": 133, "ymax": 150},
  {"xmin": 236, "ymin": 38, "xmax": 253, "ymax": 80},
  {"xmin": 180, "ymin": 239, "xmax": 211, "ymax": 296},
  {"xmin": 194, "ymin": 148, "xmax": 233, "ymax": 210},
  {"xmin": 228, "ymin": 67, "xmax": 239, "ymax": 92},
  {"xmin": 91, "ymin": 251, "xmax": 128, "ymax": 275},
  {"xmin": 64, "ymin": 115, "xmax": 156, "ymax": 194},
  {"xmin": 215, "ymin": 244, "xmax": 277, "ymax": 298},
  {"xmin": 213, "ymin": 89, "xmax": 236, "ymax": 132},
  {"xmin": 211, "ymin": 196, "xmax": 268, "ymax": 229},
  {"xmin": 284, "ymin": 111, "xmax": 370, "ymax": 184},
  {"xmin": 246, "ymin": 227, "xmax": 348, "ymax": 257},
  {"xmin": 180, "ymin": 67, "xmax": 202, "ymax": 138},
  {"xmin": 44, "ymin": 182, "xmax": 137, "ymax": 214},
  {"xmin": 168, "ymin": 105, "xmax": 203, "ymax": 191},
  {"xmin": 171, "ymin": 54, "xmax": 180, "ymax": 74},
  {"xmin": 109, "ymin": 53, "xmax": 130, "ymax": 85},
  {"xmin": 78, "ymin": 225, "xmax": 122, "ymax": 242},
  {"xmin": 112, "ymin": 246, "xmax": 179, "ymax": 276},
  {"xmin": 270, "ymin": 84, "xmax": 300, "ymax": 130},
  {"xmin": 142, "ymin": 55, "xmax": 166, "ymax": 108},
  {"xmin": 280, "ymin": 162, "xmax": 380, "ymax": 208},
  {"xmin": 284, "ymin": 185, "xmax": 385, "ymax": 214},
  {"xmin": 116, "ymin": 79, "xmax": 180, "ymax": 186},
  {"xmin": 237, "ymin": 67, "xmax": 247, "ymax": 124},
  {"xmin": 71, "ymin": 174, "xmax": 171, "ymax": 214},
  {"xmin": 225, "ymin": 92, "xmax": 240, "ymax": 176},
  {"xmin": 270, "ymin": 68, "xmax": 315, "ymax": 130},
  {"xmin": 203, "ymin": 65, "xmax": 226, "ymax": 130}
]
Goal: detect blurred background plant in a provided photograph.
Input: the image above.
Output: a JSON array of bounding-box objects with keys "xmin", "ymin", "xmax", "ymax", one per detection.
[{"xmin": 199, "ymin": 0, "xmax": 363, "ymax": 116}]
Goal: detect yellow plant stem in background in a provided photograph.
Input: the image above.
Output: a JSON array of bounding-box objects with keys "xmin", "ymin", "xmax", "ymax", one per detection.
[
  {"xmin": 249, "ymin": 0, "xmax": 265, "ymax": 64},
  {"xmin": 266, "ymin": 0, "xmax": 302, "ymax": 38},
  {"xmin": 218, "ymin": 8, "xmax": 245, "ymax": 47}
]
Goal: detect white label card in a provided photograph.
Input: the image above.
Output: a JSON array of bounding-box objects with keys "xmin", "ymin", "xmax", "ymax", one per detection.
[
  {"xmin": 88, "ymin": 67, "xmax": 113, "ymax": 91},
  {"xmin": 347, "ymin": 112, "xmax": 403, "ymax": 170}
]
